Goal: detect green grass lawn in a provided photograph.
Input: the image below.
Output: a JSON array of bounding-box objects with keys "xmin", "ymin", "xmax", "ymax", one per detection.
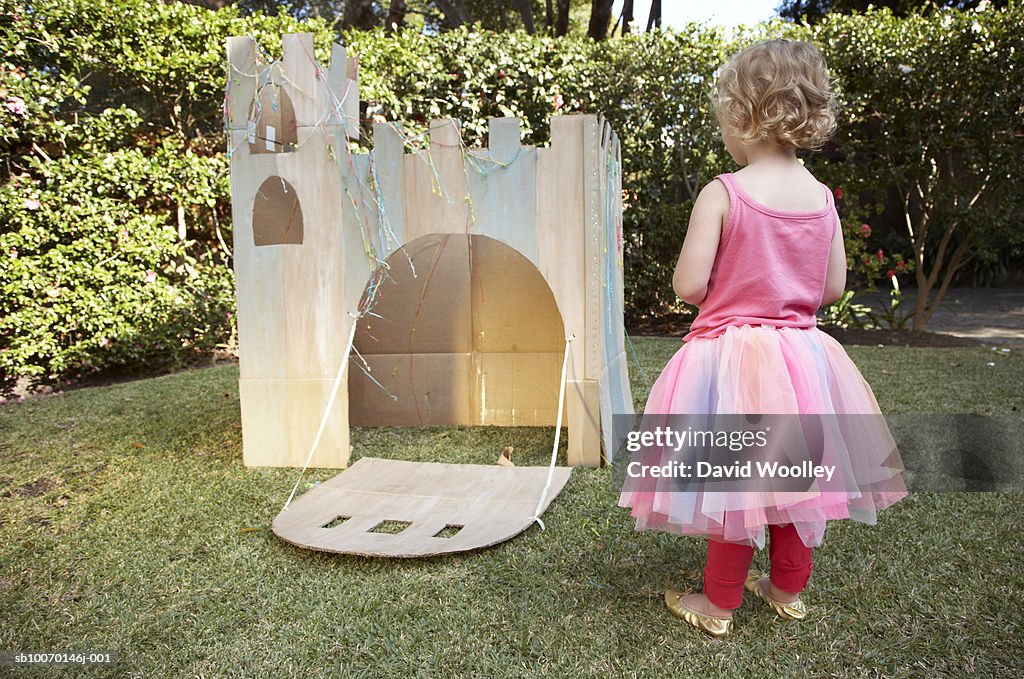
[{"xmin": 1, "ymin": 338, "xmax": 1022, "ymax": 677}]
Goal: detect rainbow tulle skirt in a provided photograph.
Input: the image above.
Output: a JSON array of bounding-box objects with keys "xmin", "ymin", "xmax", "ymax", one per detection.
[{"xmin": 617, "ymin": 324, "xmax": 908, "ymax": 549}]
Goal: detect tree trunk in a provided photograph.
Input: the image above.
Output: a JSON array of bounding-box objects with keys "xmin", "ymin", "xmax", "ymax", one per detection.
[
  {"xmin": 512, "ymin": 0, "xmax": 535, "ymax": 33},
  {"xmin": 620, "ymin": 0, "xmax": 635, "ymax": 35},
  {"xmin": 343, "ymin": 0, "xmax": 378, "ymax": 30},
  {"xmin": 555, "ymin": 0, "xmax": 570, "ymax": 36},
  {"xmin": 588, "ymin": 0, "xmax": 613, "ymax": 40},
  {"xmin": 434, "ymin": 0, "xmax": 469, "ymax": 28},
  {"xmin": 386, "ymin": 0, "xmax": 407, "ymax": 31},
  {"xmin": 910, "ymin": 216, "xmax": 976, "ymax": 331},
  {"xmin": 646, "ymin": 0, "xmax": 661, "ymax": 31},
  {"xmin": 545, "ymin": 0, "xmax": 554, "ymax": 31},
  {"xmin": 178, "ymin": 0, "xmax": 229, "ymax": 8}
]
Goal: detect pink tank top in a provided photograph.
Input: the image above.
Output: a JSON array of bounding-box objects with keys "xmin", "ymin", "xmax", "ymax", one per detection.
[{"xmin": 682, "ymin": 172, "xmax": 839, "ymax": 343}]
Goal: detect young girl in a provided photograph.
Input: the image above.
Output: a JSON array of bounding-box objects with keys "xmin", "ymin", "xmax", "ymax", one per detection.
[{"xmin": 618, "ymin": 39, "xmax": 907, "ymax": 637}]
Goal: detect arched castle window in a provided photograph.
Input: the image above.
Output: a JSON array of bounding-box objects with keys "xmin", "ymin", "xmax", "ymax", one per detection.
[
  {"xmin": 247, "ymin": 83, "xmax": 298, "ymax": 154},
  {"xmin": 252, "ymin": 176, "xmax": 303, "ymax": 246}
]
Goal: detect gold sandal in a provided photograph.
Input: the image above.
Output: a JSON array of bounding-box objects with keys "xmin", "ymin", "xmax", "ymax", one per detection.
[
  {"xmin": 664, "ymin": 589, "xmax": 734, "ymax": 638},
  {"xmin": 744, "ymin": 571, "xmax": 808, "ymax": 620}
]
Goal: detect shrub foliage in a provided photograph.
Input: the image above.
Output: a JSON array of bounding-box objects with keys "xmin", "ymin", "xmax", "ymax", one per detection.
[{"xmin": 1, "ymin": 1, "xmax": 1021, "ymax": 392}]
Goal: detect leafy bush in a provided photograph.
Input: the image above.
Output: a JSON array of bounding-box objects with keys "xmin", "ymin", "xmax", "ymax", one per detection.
[
  {"xmin": 808, "ymin": 6, "xmax": 1024, "ymax": 328},
  {"xmin": 1, "ymin": 1, "xmax": 1021, "ymax": 394},
  {"xmin": 0, "ymin": 1, "xmax": 332, "ymax": 394}
]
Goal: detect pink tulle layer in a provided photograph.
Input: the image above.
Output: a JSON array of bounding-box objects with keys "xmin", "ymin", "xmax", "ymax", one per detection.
[{"xmin": 617, "ymin": 324, "xmax": 908, "ymax": 548}]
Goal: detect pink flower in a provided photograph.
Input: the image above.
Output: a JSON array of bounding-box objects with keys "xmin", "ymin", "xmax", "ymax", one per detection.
[
  {"xmin": 99, "ymin": 337, "xmax": 110, "ymax": 347},
  {"xmin": 23, "ymin": 198, "xmax": 39, "ymax": 211},
  {"xmin": 876, "ymin": 249, "xmax": 885, "ymax": 261},
  {"xmin": 497, "ymin": 69, "xmax": 506, "ymax": 78},
  {"xmin": 833, "ymin": 187, "xmax": 843, "ymax": 200},
  {"xmin": 553, "ymin": 93, "xmax": 564, "ymax": 111},
  {"xmin": 860, "ymin": 223, "xmax": 871, "ymax": 237},
  {"xmin": 144, "ymin": 270, "xmax": 157, "ymax": 283},
  {"xmin": 119, "ymin": 229, "xmax": 129, "ymax": 239},
  {"xmin": 896, "ymin": 260, "xmax": 906, "ymax": 270},
  {"xmin": 5, "ymin": 97, "xmax": 26, "ymax": 116},
  {"xmin": 887, "ymin": 269, "xmax": 896, "ymax": 278}
]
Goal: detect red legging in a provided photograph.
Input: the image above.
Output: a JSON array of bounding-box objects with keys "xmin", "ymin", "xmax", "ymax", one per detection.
[{"xmin": 703, "ymin": 523, "xmax": 814, "ymax": 610}]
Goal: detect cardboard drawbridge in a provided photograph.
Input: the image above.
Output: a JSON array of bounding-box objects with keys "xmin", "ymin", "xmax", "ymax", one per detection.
[{"xmin": 226, "ymin": 34, "xmax": 632, "ymax": 557}]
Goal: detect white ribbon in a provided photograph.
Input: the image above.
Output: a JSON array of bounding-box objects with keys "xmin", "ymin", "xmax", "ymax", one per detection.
[
  {"xmin": 282, "ymin": 313, "xmax": 360, "ymax": 512},
  {"xmin": 529, "ymin": 333, "xmax": 575, "ymax": 530}
]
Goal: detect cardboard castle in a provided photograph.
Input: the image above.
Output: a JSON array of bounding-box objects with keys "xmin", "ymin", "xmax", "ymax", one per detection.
[{"xmin": 225, "ymin": 33, "xmax": 632, "ymax": 473}]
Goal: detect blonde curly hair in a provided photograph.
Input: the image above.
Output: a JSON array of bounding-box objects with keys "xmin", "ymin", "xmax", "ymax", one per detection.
[{"xmin": 712, "ymin": 39, "xmax": 839, "ymax": 151}]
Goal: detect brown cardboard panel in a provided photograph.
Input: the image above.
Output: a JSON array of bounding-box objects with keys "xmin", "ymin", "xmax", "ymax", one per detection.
[
  {"xmin": 473, "ymin": 352, "xmax": 562, "ymax": 426},
  {"xmin": 536, "ymin": 118, "xmax": 586, "ymax": 383},
  {"xmin": 225, "ymin": 37, "xmax": 257, "ymax": 131},
  {"xmin": 351, "ymin": 233, "xmax": 566, "ymax": 428},
  {"xmin": 582, "ymin": 116, "xmax": 603, "ymax": 382},
  {"xmin": 240, "ymin": 377, "xmax": 349, "ymax": 468},
  {"xmin": 400, "ymin": 121, "xmax": 471, "ymax": 243},
  {"xmin": 355, "ymin": 234, "xmax": 472, "ymax": 355},
  {"xmin": 349, "ymin": 352, "xmax": 473, "ymax": 425},
  {"xmin": 252, "ymin": 176, "xmax": 303, "ymax": 246},
  {"xmin": 271, "ymin": 456, "xmax": 573, "ymax": 557},
  {"xmin": 470, "ymin": 235, "xmax": 564, "ymax": 353},
  {"xmin": 249, "ymin": 84, "xmax": 297, "ymax": 154},
  {"xmin": 567, "ymin": 378, "xmax": 602, "ymax": 467},
  {"xmin": 280, "ymin": 33, "xmax": 318, "ymax": 130}
]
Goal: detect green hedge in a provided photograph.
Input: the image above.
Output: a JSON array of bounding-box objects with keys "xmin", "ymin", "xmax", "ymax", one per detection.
[
  {"xmin": 0, "ymin": 2, "xmax": 335, "ymax": 394},
  {"xmin": 1, "ymin": 1, "xmax": 1022, "ymax": 393}
]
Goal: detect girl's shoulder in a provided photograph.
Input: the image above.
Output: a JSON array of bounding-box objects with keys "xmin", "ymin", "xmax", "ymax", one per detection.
[
  {"xmin": 704, "ymin": 175, "xmax": 732, "ymax": 197},
  {"xmin": 697, "ymin": 176, "xmax": 733, "ymax": 219},
  {"xmin": 722, "ymin": 168, "xmax": 831, "ymax": 215}
]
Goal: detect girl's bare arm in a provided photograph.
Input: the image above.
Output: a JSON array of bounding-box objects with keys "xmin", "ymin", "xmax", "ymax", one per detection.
[
  {"xmin": 672, "ymin": 179, "xmax": 728, "ymax": 307},
  {"xmin": 821, "ymin": 215, "xmax": 847, "ymax": 306}
]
